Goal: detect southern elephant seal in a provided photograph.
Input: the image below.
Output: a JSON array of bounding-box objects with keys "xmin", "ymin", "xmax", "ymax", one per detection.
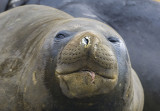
[{"xmin": 0, "ymin": 5, "xmax": 144, "ymax": 111}]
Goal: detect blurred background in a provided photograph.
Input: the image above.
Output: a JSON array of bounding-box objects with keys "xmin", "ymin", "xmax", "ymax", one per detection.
[{"xmin": 0, "ymin": 0, "xmax": 160, "ymax": 111}]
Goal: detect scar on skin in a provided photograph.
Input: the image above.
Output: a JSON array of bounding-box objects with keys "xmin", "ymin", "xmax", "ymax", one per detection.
[
  {"xmin": 24, "ymin": 87, "xmax": 27, "ymax": 93},
  {"xmin": 89, "ymin": 71, "xmax": 95, "ymax": 83},
  {"xmin": 32, "ymin": 71, "xmax": 37, "ymax": 85}
]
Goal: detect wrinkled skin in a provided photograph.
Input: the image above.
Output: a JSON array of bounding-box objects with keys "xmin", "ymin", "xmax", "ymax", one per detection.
[{"xmin": 0, "ymin": 5, "xmax": 143, "ymax": 111}]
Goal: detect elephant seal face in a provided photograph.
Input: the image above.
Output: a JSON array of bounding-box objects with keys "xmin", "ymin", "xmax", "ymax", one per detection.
[
  {"xmin": 52, "ymin": 18, "xmax": 128, "ymax": 99},
  {"xmin": 0, "ymin": 5, "xmax": 143, "ymax": 111}
]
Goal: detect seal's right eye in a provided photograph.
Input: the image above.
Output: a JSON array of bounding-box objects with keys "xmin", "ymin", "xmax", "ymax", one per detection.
[
  {"xmin": 56, "ymin": 34, "xmax": 65, "ymax": 39},
  {"xmin": 55, "ymin": 31, "xmax": 70, "ymax": 39}
]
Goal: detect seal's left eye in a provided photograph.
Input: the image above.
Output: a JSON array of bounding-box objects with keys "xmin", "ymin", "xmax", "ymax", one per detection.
[{"xmin": 108, "ymin": 37, "xmax": 119, "ymax": 43}]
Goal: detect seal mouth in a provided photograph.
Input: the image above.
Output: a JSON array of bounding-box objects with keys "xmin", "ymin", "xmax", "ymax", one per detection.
[
  {"xmin": 56, "ymin": 69, "xmax": 116, "ymax": 81},
  {"xmin": 55, "ymin": 67, "xmax": 118, "ymax": 99}
]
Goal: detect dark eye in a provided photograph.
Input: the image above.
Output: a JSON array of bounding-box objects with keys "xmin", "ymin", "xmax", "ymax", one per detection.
[
  {"xmin": 55, "ymin": 30, "xmax": 70, "ymax": 39},
  {"xmin": 108, "ymin": 37, "xmax": 119, "ymax": 43},
  {"xmin": 56, "ymin": 34, "xmax": 65, "ymax": 39}
]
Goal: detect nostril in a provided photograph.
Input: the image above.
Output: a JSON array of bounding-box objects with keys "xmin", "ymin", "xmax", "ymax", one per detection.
[
  {"xmin": 82, "ymin": 36, "xmax": 90, "ymax": 45},
  {"xmin": 85, "ymin": 38, "xmax": 89, "ymax": 45}
]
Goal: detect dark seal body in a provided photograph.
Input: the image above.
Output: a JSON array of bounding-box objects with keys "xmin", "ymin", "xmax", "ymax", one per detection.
[{"xmin": 0, "ymin": 5, "xmax": 144, "ymax": 111}]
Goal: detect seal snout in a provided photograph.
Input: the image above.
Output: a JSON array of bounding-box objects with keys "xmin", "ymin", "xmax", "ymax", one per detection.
[
  {"xmin": 56, "ymin": 32, "xmax": 118, "ymax": 74},
  {"xmin": 55, "ymin": 31, "xmax": 118, "ymax": 98}
]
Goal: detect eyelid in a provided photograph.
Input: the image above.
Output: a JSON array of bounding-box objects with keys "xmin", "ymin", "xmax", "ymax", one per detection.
[
  {"xmin": 57, "ymin": 30, "xmax": 70, "ymax": 36},
  {"xmin": 107, "ymin": 37, "xmax": 119, "ymax": 43},
  {"xmin": 55, "ymin": 30, "xmax": 70, "ymax": 39}
]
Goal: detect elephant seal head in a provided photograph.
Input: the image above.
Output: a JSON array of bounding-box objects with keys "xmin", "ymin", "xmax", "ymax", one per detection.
[
  {"xmin": 45, "ymin": 18, "xmax": 130, "ymax": 100},
  {"xmin": 0, "ymin": 5, "xmax": 143, "ymax": 111}
]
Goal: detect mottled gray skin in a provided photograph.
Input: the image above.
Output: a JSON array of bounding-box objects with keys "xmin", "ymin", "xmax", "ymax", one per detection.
[{"xmin": 0, "ymin": 5, "xmax": 143, "ymax": 111}]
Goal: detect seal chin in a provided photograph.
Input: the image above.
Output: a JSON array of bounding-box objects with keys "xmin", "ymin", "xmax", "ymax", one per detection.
[{"xmin": 55, "ymin": 69, "xmax": 118, "ymax": 98}]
